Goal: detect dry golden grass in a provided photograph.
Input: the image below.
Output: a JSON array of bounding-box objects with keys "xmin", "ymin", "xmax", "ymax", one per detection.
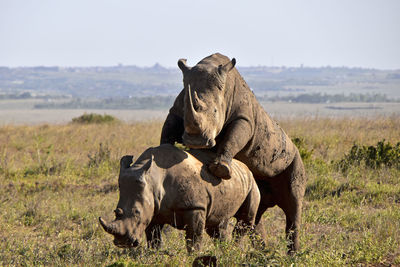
[
  {"xmin": 0, "ymin": 117, "xmax": 399, "ymax": 266},
  {"xmin": 280, "ymin": 115, "xmax": 400, "ymax": 160}
]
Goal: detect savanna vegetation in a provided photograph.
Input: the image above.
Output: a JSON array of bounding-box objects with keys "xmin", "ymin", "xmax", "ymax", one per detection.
[{"xmin": 0, "ymin": 115, "xmax": 399, "ymax": 266}]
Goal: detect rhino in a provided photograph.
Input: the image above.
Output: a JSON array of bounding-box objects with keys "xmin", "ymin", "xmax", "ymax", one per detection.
[
  {"xmin": 98, "ymin": 144, "xmax": 260, "ymax": 253},
  {"xmin": 160, "ymin": 53, "xmax": 307, "ymax": 253}
]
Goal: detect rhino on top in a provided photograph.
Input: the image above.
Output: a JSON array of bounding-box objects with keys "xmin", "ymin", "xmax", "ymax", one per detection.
[{"xmin": 161, "ymin": 53, "xmax": 307, "ymax": 253}]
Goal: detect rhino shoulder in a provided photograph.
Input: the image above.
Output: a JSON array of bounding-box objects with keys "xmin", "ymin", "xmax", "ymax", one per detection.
[{"xmin": 169, "ymin": 88, "xmax": 185, "ymax": 118}]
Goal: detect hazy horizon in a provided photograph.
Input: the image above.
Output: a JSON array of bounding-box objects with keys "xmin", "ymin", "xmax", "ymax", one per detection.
[
  {"xmin": 2, "ymin": 62, "xmax": 399, "ymax": 71},
  {"xmin": 1, "ymin": 0, "xmax": 400, "ymax": 70}
]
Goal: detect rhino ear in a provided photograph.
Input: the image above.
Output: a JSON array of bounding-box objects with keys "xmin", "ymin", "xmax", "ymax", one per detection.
[
  {"xmin": 218, "ymin": 58, "xmax": 236, "ymax": 76},
  {"xmin": 120, "ymin": 155, "xmax": 134, "ymax": 169},
  {"xmin": 136, "ymin": 155, "xmax": 154, "ymax": 185},
  {"xmin": 142, "ymin": 155, "xmax": 154, "ymax": 173},
  {"xmin": 178, "ymin": 58, "xmax": 191, "ymax": 73}
]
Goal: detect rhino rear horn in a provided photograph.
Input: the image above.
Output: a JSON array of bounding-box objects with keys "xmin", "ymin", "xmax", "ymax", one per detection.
[
  {"xmin": 178, "ymin": 58, "xmax": 191, "ymax": 73},
  {"xmin": 120, "ymin": 155, "xmax": 134, "ymax": 169},
  {"xmin": 218, "ymin": 58, "xmax": 236, "ymax": 75}
]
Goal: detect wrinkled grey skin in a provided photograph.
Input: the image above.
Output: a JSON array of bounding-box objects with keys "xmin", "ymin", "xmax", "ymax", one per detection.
[
  {"xmin": 160, "ymin": 53, "xmax": 307, "ymax": 253},
  {"xmin": 99, "ymin": 144, "xmax": 260, "ymax": 253}
]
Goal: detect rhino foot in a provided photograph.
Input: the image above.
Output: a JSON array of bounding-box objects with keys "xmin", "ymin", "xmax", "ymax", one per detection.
[{"xmin": 209, "ymin": 160, "xmax": 232, "ymax": 180}]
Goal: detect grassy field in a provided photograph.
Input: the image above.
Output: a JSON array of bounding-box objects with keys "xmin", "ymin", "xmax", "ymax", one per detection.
[{"xmin": 0, "ymin": 116, "xmax": 399, "ymax": 266}]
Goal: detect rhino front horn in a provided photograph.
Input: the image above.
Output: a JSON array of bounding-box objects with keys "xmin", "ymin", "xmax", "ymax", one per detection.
[{"xmin": 99, "ymin": 217, "xmax": 118, "ymax": 235}]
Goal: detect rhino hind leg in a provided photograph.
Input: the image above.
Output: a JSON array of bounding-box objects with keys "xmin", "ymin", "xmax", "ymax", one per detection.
[
  {"xmin": 145, "ymin": 223, "xmax": 164, "ymax": 250},
  {"xmin": 233, "ymin": 184, "xmax": 260, "ymax": 244},
  {"xmin": 183, "ymin": 210, "xmax": 206, "ymax": 253},
  {"xmin": 253, "ymin": 181, "xmax": 275, "ymax": 249},
  {"xmin": 276, "ymin": 150, "xmax": 306, "ymax": 254}
]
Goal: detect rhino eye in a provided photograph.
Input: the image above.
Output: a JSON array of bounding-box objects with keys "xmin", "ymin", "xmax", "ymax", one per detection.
[
  {"xmin": 114, "ymin": 208, "xmax": 124, "ymax": 218},
  {"xmin": 133, "ymin": 209, "xmax": 140, "ymax": 216},
  {"xmin": 193, "ymin": 102, "xmax": 200, "ymax": 112}
]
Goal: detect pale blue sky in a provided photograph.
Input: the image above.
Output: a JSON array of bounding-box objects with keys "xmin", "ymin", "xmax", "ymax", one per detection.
[{"xmin": 1, "ymin": 0, "xmax": 399, "ymax": 69}]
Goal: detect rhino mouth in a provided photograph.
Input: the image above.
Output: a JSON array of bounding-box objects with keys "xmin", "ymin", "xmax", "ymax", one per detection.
[
  {"xmin": 182, "ymin": 132, "xmax": 216, "ymax": 149},
  {"xmin": 113, "ymin": 235, "xmax": 139, "ymax": 248}
]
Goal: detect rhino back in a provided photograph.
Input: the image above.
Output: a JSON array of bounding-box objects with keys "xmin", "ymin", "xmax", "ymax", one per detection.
[{"xmin": 147, "ymin": 145, "xmax": 254, "ymax": 226}]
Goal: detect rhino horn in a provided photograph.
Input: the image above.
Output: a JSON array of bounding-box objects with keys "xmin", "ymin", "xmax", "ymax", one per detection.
[
  {"xmin": 178, "ymin": 58, "xmax": 191, "ymax": 73},
  {"xmin": 99, "ymin": 217, "xmax": 120, "ymax": 236},
  {"xmin": 185, "ymin": 84, "xmax": 201, "ymax": 133}
]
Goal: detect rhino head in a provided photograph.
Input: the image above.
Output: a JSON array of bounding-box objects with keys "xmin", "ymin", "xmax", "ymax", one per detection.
[
  {"xmin": 178, "ymin": 56, "xmax": 236, "ymax": 149},
  {"xmin": 99, "ymin": 155, "xmax": 155, "ymax": 248}
]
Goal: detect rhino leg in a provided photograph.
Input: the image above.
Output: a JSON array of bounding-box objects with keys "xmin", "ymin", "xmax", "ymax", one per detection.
[
  {"xmin": 248, "ymin": 203, "xmax": 269, "ymax": 249},
  {"xmin": 205, "ymin": 220, "xmax": 229, "ymax": 241},
  {"xmin": 208, "ymin": 159, "xmax": 231, "ymax": 179},
  {"xmin": 233, "ymin": 184, "xmax": 260, "ymax": 244},
  {"xmin": 160, "ymin": 112, "xmax": 184, "ymax": 145},
  {"xmin": 275, "ymin": 151, "xmax": 306, "ymax": 254},
  {"xmin": 184, "ymin": 210, "xmax": 206, "ymax": 253},
  {"xmin": 145, "ymin": 223, "xmax": 164, "ymax": 250},
  {"xmin": 210, "ymin": 119, "xmax": 252, "ymax": 179}
]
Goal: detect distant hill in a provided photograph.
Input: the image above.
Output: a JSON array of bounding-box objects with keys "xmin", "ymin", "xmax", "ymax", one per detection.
[{"xmin": 1, "ymin": 64, "xmax": 399, "ymax": 101}]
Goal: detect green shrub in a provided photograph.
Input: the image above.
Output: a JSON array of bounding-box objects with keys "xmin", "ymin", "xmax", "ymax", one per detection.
[
  {"xmin": 292, "ymin": 137, "xmax": 313, "ymax": 161},
  {"xmin": 337, "ymin": 140, "xmax": 400, "ymax": 173},
  {"xmin": 71, "ymin": 113, "xmax": 119, "ymax": 124}
]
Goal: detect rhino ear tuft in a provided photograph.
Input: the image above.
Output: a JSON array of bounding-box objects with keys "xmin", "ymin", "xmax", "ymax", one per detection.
[
  {"xmin": 178, "ymin": 58, "xmax": 191, "ymax": 73},
  {"xmin": 120, "ymin": 155, "xmax": 134, "ymax": 169},
  {"xmin": 218, "ymin": 58, "xmax": 236, "ymax": 76}
]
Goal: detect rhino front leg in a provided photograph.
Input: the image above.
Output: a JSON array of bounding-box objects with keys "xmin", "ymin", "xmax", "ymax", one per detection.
[
  {"xmin": 145, "ymin": 223, "xmax": 164, "ymax": 250},
  {"xmin": 205, "ymin": 219, "xmax": 229, "ymax": 242},
  {"xmin": 184, "ymin": 210, "xmax": 206, "ymax": 253},
  {"xmin": 160, "ymin": 113, "xmax": 184, "ymax": 145},
  {"xmin": 209, "ymin": 119, "xmax": 252, "ymax": 179}
]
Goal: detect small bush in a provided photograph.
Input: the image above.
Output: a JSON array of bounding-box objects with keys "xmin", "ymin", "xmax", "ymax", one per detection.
[
  {"xmin": 292, "ymin": 137, "xmax": 313, "ymax": 161},
  {"xmin": 337, "ymin": 140, "xmax": 400, "ymax": 172},
  {"xmin": 71, "ymin": 113, "xmax": 119, "ymax": 124}
]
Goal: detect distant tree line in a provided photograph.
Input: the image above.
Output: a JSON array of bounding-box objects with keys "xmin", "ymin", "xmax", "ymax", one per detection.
[
  {"xmin": 32, "ymin": 92, "xmax": 399, "ymax": 110},
  {"xmin": 0, "ymin": 92, "xmax": 66, "ymax": 100}
]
